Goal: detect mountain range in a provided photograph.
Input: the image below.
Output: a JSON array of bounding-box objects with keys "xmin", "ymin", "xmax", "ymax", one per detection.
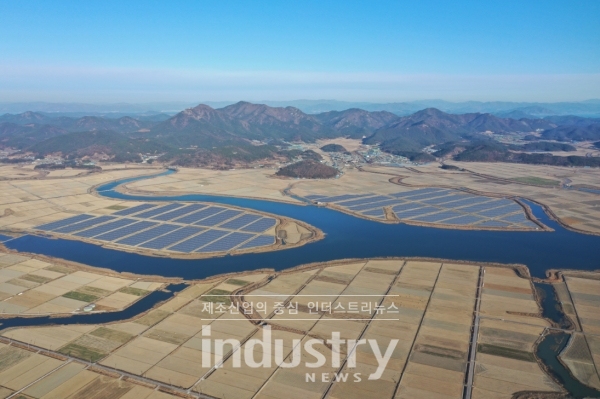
[
  {"xmin": 2, "ymin": 101, "xmax": 600, "ymax": 163},
  {"xmin": 2, "ymin": 99, "xmax": 600, "ymax": 117}
]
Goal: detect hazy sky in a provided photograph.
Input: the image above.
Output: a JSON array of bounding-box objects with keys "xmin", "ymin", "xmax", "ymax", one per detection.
[{"xmin": 1, "ymin": 0, "xmax": 599, "ymax": 103}]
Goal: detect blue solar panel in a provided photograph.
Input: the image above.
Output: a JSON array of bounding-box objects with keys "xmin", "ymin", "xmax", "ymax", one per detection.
[
  {"xmin": 349, "ymin": 201, "xmax": 403, "ymax": 211},
  {"xmin": 335, "ymin": 196, "xmax": 389, "ymax": 206},
  {"xmin": 197, "ymin": 232, "xmax": 255, "ymax": 253},
  {"xmin": 412, "ymin": 211, "xmax": 463, "ymax": 222},
  {"xmin": 134, "ymin": 203, "xmax": 185, "ymax": 219},
  {"xmin": 477, "ymin": 204, "xmax": 521, "ymax": 217},
  {"xmin": 392, "ymin": 203, "xmax": 429, "ymax": 213},
  {"xmin": 74, "ymin": 218, "xmax": 137, "ymax": 238},
  {"xmin": 476, "ymin": 220, "xmax": 511, "ymax": 228},
  {"xmin": 35, "ymin": 214, "xmax": 94, "ymax": 231},
  {"xmin": 519, "ymin": 221, "xmax": 539, "ymax": 229},
  {"xmin": 400, "ymin": 191, "xmax": 451, "ymax": 202},
  {"xmin": 432, "ymin": 195, "xmax": 474, "ymax": 206},
  {"xmin": 241, "ymin": 218, "xmax": 277, "ymax": 232},
  {"xmin": 195, "ymin": 210, "xmax": 242, "ymax": 227},
  {"xmin": 419, "ymin": 194, "xmax": 467, "ymax": 205},
  {"xmin": 500, "ymin": 213, "xmax": 529, "ymax": 223},
  {"xmin": 456, "ymin": 200, "xmax": 505, "ymax": 213},
  {"xmin": 53, "ymin": 216, "xmax": 115, "ymax": 233},
  {"xmin": 151, "ymin": 204, "xmax": 207, "ymax": 221},
  {"xmin": 168, "ymin": 230, "xmax": 229, "ymax": 252},
  {"xmin": 451, "ymin": 197, "xmax": 495, "ymax": 208},
  {"xmin": 112, "ymin": 203, "xmax": 158, "ymax": 216},
  {"xmin": 116, "ymin": 224, "xmax": 180, "ymax": 246},
  {"xmin": 320, "ymin": 194, "xmax": 371, "ymax": 203},
  {"xmin": 390, "ymin": 188, "xmax": 447, "ymax": 198},
  {"xmin": 94, "ymin": 221, "xmax": 158, "ymax": 241},
  {"xmin": 237, "ymin": 235, "xmax": 274, "ymax": 249},
  {"xmin": 395, "ymin": 207, "xmax": 441, "ymax": 219},
  {"xmin": 174, "ymin": 207, "xmax": 226, "ymax": 224},
  {"xmin": 220, "ymin": 214, "xmax": 262, "ymax": 230},
  {"xmin": 139, "ymin": 226, "xmax": 205, "ymax": 250},
  {"xmin": 305, "ymin": 195, "xmax": 325, "ymax": 200},
  {"xmin": 361, "ymin": 209, "xmax": 385, "ymax": 218},
  {"xmin": 443, "ymin": 215, "xmax": 484, "ymax": 225}
]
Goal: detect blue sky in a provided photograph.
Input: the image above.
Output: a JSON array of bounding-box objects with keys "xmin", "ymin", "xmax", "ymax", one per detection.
[{"xmin": 1, "ymin": 0, "xmax": 599, "ymax": 102}]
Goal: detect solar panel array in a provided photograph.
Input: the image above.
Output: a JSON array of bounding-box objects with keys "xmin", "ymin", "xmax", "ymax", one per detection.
[
  {"xmin": 150, "ymin": 204, "xmax": 206, "ymax": 221},
  {"xmin": 33, "ymin": 201, "xmax": 279, "ymax": 254},
  {"xmin": 242, "ymin": 218, "xmax": 277, "ymax": 233},
  {"xmin": 139, "ymin": 226, "xmax": 205, "ymax": 250},
  {"xmin": 197, "ymin": 232, "xmax": 254, "ymax": 253},
  {"xmin": 237, "ymin": 235, "xmax": 275, "ymax": 249},
  {"xmin": 112, "ymin": 203, "xmax": 157, "ymax": 216},
  {"xmin": 116, "ymin": 224, "xmax": 180, "ymax": 246},
  {"xmin": 169, "ymin": 229, "xmax": 229, "ymax": 252},
  {"xmin": 53, "ymin": 216, "xmax": 115, "ymax": 234},
  {"xmin": 94, "ymin": 221, "xmax": 157, "ymax": 241},
  {"xmin": 135, "ymin": 203, "xmax": 185, "ymax": 219},
  {"xmin": 196, "ymin": 210, "xmax": 242, "ymax": 227},
  {"xmin": 74, "ymin": 218, "xmax": 137, "ymax": 238},
  {"xmin": 35, "ymin": 214, "xmax": 94, "ymax": 231},
  {"xmin": 308, "ymin": 187, "xmax": 537, "ymax": 229}
]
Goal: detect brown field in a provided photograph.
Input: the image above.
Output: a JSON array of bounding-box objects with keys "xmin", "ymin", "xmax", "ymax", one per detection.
[
  {"xmin": 1, "ymin": 258, "xmax": 574, "ymax": 398},
  {"xmin": 0, "ymin": 253, "xmax": 162, "ymax": 315}
]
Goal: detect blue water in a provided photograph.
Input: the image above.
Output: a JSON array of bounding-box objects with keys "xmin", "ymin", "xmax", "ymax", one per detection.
[
  {"xmin": 5, "ymin": 171, "xmax": 600, "ymax": 279},
  {"xmin": 0, "ymin": 283, "xmax": 187, "ymax": 331}
]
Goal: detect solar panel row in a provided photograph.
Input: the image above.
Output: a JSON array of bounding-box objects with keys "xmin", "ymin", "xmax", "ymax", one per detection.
[
  {"xmin": 361, "ymin": 209, "xmax": 385, "ymax": 218},
  {"xmin": 53, "ymin": 216, "xmax": 116, "ymax": 234},
  {"xmin": 135, "ymin": 203, "xmax": 185, "ymax": 219},
  {"xmin": 35, "ymin": 214, "xmax": 94, "ymax": 231},
  {"xmin": 477, "ymin": 220, "xmax": 511, "ymax": 228},
  {"xmin": 419, "ymin": 194, "xmax": 468, "ymax": 205},
  {"xmin": 456, "ymin": 200, "xmax": 506, "ymax": 213},
  {"xmin": 151, "ymin": 204, "xmax": 206, "ymax": 221},
  {"xmin": 220, "ymin": 214, "xmax": 262, "ymax": 230},
  {"xmin": 242, "ymin": 218, "xmax": 276, "ymax": 232},
  {"xmin": 443, "ymin": 215, "xmax": 483, "ymax": 225},
  {"xmin": 74, "ymin": 218, "xmax": 137, "ymax": 238},
  {"xmin": 390, "ymin": 188, "xmax": 448, "ymax": 198},
  {"xmin": 196, "ymin": 209, "xmax": 242, "ymax": 227},
  {"xmin": 392, "ymin": 203, "xmax": 427, "ymax": 213},
  {"xmin": 396, "ymin": 207, "xmax": 441, "ymax": 219},
  {"xmin": 501, "ymin": 213, "xmax": 529, "ymax": 223},
  {"xmin": 169, "ymin": 230, "xmax": 229, "ymax": 252},
  {"xmin": 112, "ymin": 203, "xmax": 158, "ymax": 216},
  {"xmin": 117, "ymin": 224, "xmax": 180, "ymax": 246},
  {"xmin": 477, "ymin": 204, "xmax": 521, "ymax": 217},
  {"xmin": 94, "ymin": 221, "xmax": 158, "ymax": 241},
  {"xmin": 335, "ymin": 195, "xmax": 389, "ymax": 207},
  {"xmin": 412, "ymin": 211, "xmax": 463, "ymax": 223},
  {"xmin": 237, "ymin": 235, "xmax": 274, "ymax": 249},
  {"xmin": 174, "ymin": 206, "xmax": 225, "ymax": 224},
  {"xmin": 139, "ymin": 226, "xmax": 205, "ymax": 250},
  {"xmin": 320, "ymin": 194, "xmax": 371, "ymax": 203},
  {"xmin": 197, "ymin": 232, "xmax": 254, "ymax": 253}
]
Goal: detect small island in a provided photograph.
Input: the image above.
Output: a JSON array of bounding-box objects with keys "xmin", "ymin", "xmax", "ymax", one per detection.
[{"xmin": 276, "ymin": 159, "xmax": 338, "ymax": 179}]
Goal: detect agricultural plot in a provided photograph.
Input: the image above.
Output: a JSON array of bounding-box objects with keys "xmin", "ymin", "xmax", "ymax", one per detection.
[
  {"xmin": 308, "ymin": 187, "xmax": 537, "ymax": 230},
  {"xmin": 559, "ymin": 276, "xmax": 600, "ymax": 389},
  {"xmin": 32, "ymin": 202, "xmax": 280, "ymax": 255},
  {"xmin": 472, "ymin": 267, "xmax": 560, "ymax": 398},
  {"xmin": 0, "ymin": 253, "xmax": 161, "ymax": 315},
  {"xmin": 1, "ymin": 259, "xmax": 566, "ymax": 399},
  {"xmin": 0, "ymin": 342, "xmax": 181, "ymax": 399}
]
